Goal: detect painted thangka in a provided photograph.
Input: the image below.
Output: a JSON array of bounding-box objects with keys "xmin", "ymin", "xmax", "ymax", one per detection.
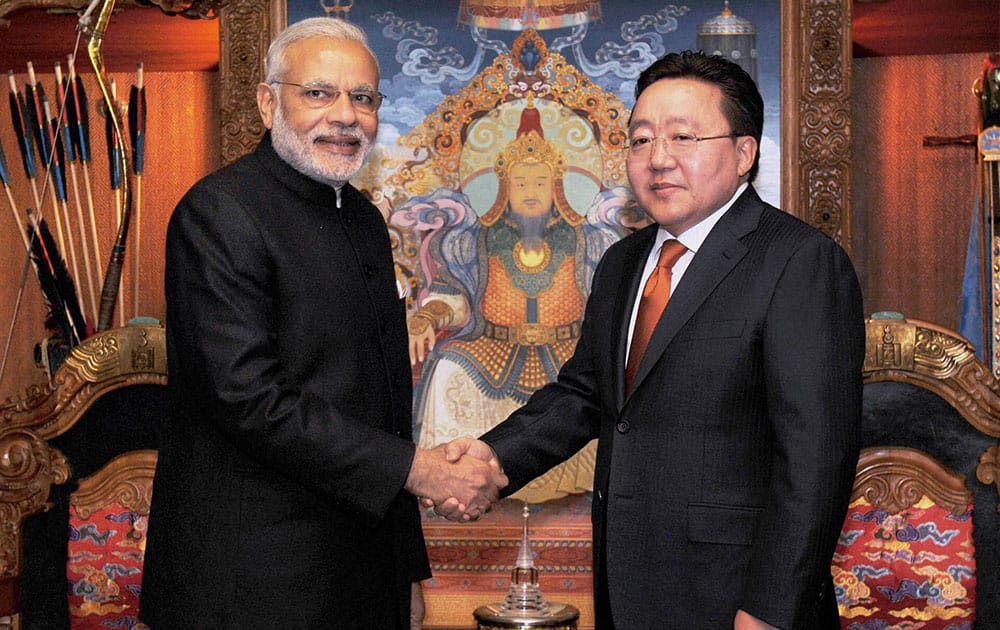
[
  {"xmin": 286, "ymin": 0, "xmax": 780, "ymax": 622},
  {"xmin": 287, "ymin": 0, "xmax": 781, "ymax": 492}
]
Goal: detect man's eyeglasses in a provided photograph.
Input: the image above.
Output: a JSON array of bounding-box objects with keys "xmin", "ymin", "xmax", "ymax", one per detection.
[
  {"xmin": 625, "ymin": 133, "xmax": 739, "ymax": 159},
  {"xmin": 269, "ymin": 81, "xmax": 385, "ymax": 114}
]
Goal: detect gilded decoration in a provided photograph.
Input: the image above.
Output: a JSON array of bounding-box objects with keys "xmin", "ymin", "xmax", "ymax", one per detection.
[
  {"xmin": 385, "ymin": 28, "xmax": 628, "ymax": 207},
  {"xmin": 793, "ymin": 0, "xmax": 851, "ymax": 246},
  {"xmin": 0, "ymin": 325, "xmax": 164, "ymax": 611},
  {"xmin": 0, "ymin": 325, "xmax": 167, "ymax": 439},
  {"xmin": 70, "ymin": 450, "xmax": 157, "ymax": 519},
  {"xmin": 853, "ymin": 447, "xmax": 972, "ymax": 517},
  {"xmin": 977, "ymin": 444, "xmax": 1000, "ymax": 511},
  {"xmin": 864, "ymin": 318, "xmax": 1000, "ymax": 438},
  {"xmin": 219, "ymin": 0, "xmax": 270, "ymax": 165},
  {"xmin": 0, "ymin": 428, "xmax": 69, "ymax": 579}
]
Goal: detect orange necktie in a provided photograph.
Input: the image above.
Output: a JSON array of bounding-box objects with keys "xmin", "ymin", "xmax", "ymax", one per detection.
[{"xmin": 624, "ymin": 239, "xmax": 688, "ymax": 393}]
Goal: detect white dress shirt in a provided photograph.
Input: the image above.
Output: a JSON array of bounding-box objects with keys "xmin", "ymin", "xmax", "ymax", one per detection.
[{"xmin": 625, "ymin": 182, "xmax": 748, "ymax": 359}]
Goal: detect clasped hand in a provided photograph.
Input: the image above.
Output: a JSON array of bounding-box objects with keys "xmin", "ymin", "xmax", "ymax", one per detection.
[{"xmin": 405, "ymin": 437, "xmax": 507, "ymax": 522}]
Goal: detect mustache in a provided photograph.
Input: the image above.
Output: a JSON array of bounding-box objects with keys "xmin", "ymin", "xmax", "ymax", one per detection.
[{"xmin": 313, "ymin": 126, "xmax": 367, "ymax": 142}]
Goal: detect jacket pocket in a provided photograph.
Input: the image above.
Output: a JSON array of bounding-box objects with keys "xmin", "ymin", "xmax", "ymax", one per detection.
[{"xmin": 686, "ymin": 502, "xmax": 761, "ymax": 546}]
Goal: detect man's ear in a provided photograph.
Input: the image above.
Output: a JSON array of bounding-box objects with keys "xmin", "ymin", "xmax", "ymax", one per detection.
[
  {"xmin": 257, "ymin": 82, "xmax": 276, "ymax": 130},
  {"xmin": 736, "ymin": 136, "xmax": 758, "ymax": 179}
]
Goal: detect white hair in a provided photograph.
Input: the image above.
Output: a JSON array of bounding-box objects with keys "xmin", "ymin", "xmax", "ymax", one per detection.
[{"xmin": 265, "ymin": 17, "xmax": 379, "ymax": 82}]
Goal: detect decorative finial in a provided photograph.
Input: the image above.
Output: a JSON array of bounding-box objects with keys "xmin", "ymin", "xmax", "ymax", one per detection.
[
  {"xmin": 473, "ymin": 503, "xmax": 580, "ymax": 627},
  {"xmin": 499, "ymin": 503, "xmax": 549, "ymax": 614}
]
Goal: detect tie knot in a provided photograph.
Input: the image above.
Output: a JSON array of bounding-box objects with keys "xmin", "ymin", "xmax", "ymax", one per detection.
[{"xmin": 656, "ymin": 239, "xmax": 687, "ymax": 270}]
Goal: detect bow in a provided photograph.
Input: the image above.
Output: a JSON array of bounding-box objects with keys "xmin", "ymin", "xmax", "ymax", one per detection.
[{"xmin": 79, "ymin": 0, "xmax": 131, "ymax": 331}]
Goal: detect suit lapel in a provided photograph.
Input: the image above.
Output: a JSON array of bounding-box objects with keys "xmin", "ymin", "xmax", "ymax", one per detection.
[{"xmin": 626, "ymin": 188, "xmax": 765, "ymax": 399}]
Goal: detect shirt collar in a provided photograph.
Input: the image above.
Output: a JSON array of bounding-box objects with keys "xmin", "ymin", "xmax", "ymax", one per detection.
[{"xmin": 653, "ymin": 182, "xmax": 748, "ymax": 254}]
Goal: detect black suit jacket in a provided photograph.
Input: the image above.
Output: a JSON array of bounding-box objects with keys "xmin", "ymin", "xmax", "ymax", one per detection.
[
  {"xmin": 141, "ymin": 134, "xmax": 429, "ymax": 629},
  {"xmin": 482, "ymin": 186, "xmax": 864, "ymax": 629}
]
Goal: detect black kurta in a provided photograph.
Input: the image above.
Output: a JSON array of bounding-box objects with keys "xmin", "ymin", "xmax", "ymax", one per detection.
[{"xmin": 141, "ymin": 133, "xmax": 429, "ymax": 629}]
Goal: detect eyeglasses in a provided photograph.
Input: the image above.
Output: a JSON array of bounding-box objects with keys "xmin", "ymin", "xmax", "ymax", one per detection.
[
  {"xmin": 625, "ymin": 133, "xmax": 739, "ymax": 159},
  {"xmin": 269, "ymin": 81, "xmax": 385, "ymax": 114}
]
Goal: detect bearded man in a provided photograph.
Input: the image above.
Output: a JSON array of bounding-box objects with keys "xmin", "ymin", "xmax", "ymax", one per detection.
[{"xmin": 140, "ymin": 17, "xmax": 506, "ymax": 629}]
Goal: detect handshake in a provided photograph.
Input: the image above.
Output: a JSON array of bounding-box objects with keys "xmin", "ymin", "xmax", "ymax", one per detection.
[{"xmin": 405, "ymin": 437, "xmax": 509, "ymax": 522}]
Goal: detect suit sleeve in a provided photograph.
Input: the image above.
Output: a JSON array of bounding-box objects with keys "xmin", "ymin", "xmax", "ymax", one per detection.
[
  {"xmin": 481, "ymin": 248, "xmax": 611, "ymax": 492},
  {"xmin": 165, "ymin": 181, "xmax": 416, "ymax": 522},
  {"xmin": 741, "ymin": 235, "xmax": 864, "ymax": 626}
]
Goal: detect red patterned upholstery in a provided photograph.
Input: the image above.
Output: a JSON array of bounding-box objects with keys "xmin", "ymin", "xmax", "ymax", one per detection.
[
  {"xmin": 66, "ymin": 450, "xmax": 156, "ymax": 630},
  {"xmin": 837, "ymin": 316, "xmax": 1000, "ymax": 627},
  {"xmin": 67, "ymin": 506, "xmax": 146, "ymax": 627},
  {"xmin": 834, "ymin": 503, "xmax": 975, "ymax": 627},
  {"xmin": 833, "ymin": 447, "xmax": 976, "ymax": 629}
]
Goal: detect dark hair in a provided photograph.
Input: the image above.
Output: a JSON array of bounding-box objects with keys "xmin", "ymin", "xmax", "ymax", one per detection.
[{"xmin": 633, "ymin": 50, "xmax": 764, "ymax": 182}]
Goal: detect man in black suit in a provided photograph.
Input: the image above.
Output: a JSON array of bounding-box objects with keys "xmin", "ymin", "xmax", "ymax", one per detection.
[
  {"xmin": 140, "ymin": 17, "xmax": 506, "ymax": 629},
  {"xmin": 437, "ymin": 51, "xmax": 864, "ymax": 629}
]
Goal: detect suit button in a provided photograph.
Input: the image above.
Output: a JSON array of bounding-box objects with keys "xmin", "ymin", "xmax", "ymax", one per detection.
[
  {"xmin": 616, "ymin": 421, "xmax": 630, "ymax": 434},
  {"xmin": 363, "ymin": 264, "xmax": 374, "ymax": 276}
]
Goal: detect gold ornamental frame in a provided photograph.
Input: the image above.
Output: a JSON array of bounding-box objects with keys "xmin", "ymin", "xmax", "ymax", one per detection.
[{"xmin": 217, "ymin": 0, "xmax": 854, "ymax": 251}]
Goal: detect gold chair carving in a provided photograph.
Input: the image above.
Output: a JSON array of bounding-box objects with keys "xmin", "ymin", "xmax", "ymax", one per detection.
[
  {"xmin": 69, "ymin": 449, "xmax": 157, "ymax": 520},
  {"xmin": 865, "ymin": 317, "xmax": 1000, "ymax": 439},
  {"xmin": 852, "ymin": 446, "xmax": 973, "ymax": 517},
  {"xmin": 0, "ymin": 324, "xmax": 166, "ymax": 623},
  {"xmin": 834, "ymin": 315, "xmax": 1000, "ymax": 626}
]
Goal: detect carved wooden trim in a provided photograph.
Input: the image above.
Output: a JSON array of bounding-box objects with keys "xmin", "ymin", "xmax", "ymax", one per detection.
[
  {"xmin": 0, "ymin": 428, "xmax": 69, "ymax": 582},
  {"xmin": 977, "ymin": 443, "xmax": 1000, "ymax": 512},
  {"xmin": 218, "ymin": 0, "xmax": 269, "ymax": 165},
  {"xmin": 853, "ymin": 446, "xmax": 972, "ymax": 517},
  {"xmin": 864, "ymin": 317, "xmax": 1000, "ymax": 438},
  {"xmin": 0, "ymin": 325, "xmax": 165, "ymax": 615},
  {"xmin": 782, "ymin": 0, "xmax": 852, "ymax": 250},
  {"xmin": 220, "ymin": 0, "xmax": 853, "ymax": 246},
  {"xmin": 0, "ymin": 325, "xmax": 167, "ymax": 440},
  {"xmin": 70, "ymin": 449, "xmax": 157, "ymax": 520}
]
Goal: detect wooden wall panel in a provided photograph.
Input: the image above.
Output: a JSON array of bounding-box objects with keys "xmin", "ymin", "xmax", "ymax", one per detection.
[
  {"xmin": 0, "ymin": 70, "xmax": 218, "ymax": 402},
  {"xmin": 0, "ymin": 7, "xmax": 219, "ymax": 72},
  {"xmin": 853, "ymin": 0, "xmax": 999, "ymax": 58},
  {"xmin": 852, "ymin": 53, "xmax": 984, "ymax": 330}
]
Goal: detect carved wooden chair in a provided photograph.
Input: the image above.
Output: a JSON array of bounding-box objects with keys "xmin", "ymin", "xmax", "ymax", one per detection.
[
  {"xmin": 65, "ymin": 449, "xmax": 156, "ymax": 629},
  {"xmin": 833, "ymin": 315, "xmax": 1000, "ymax": 628},
  {"xmin": 0, "ymin": 324, "xmax": 166, "ymax": 629}
]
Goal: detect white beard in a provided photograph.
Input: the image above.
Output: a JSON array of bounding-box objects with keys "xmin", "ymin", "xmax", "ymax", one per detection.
[{"xmin": 270, "ymin": 103, "xmax": 374, "ymax": 188}]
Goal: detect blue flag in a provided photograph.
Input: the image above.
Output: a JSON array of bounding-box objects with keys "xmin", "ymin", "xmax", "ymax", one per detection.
[{"xmin": 959, "ymin": 196, "xmax": 986, "ymax": 362}]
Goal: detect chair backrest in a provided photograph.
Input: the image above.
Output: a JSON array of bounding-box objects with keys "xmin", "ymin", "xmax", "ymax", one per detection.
[
  {"xmin": 66, "ymin": 449, "xmax": 156, "ymax": 630},
  {"xmin": 0, "ymin": 324, "xmax": 166, "ymax": 628},
  {"xmin": 834, "ymin": 446, "xmax": 976, "ymax": 626},
  {"xmin": 834, "ymin": 315, "xmax": 1000, "ymax": 627}
]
